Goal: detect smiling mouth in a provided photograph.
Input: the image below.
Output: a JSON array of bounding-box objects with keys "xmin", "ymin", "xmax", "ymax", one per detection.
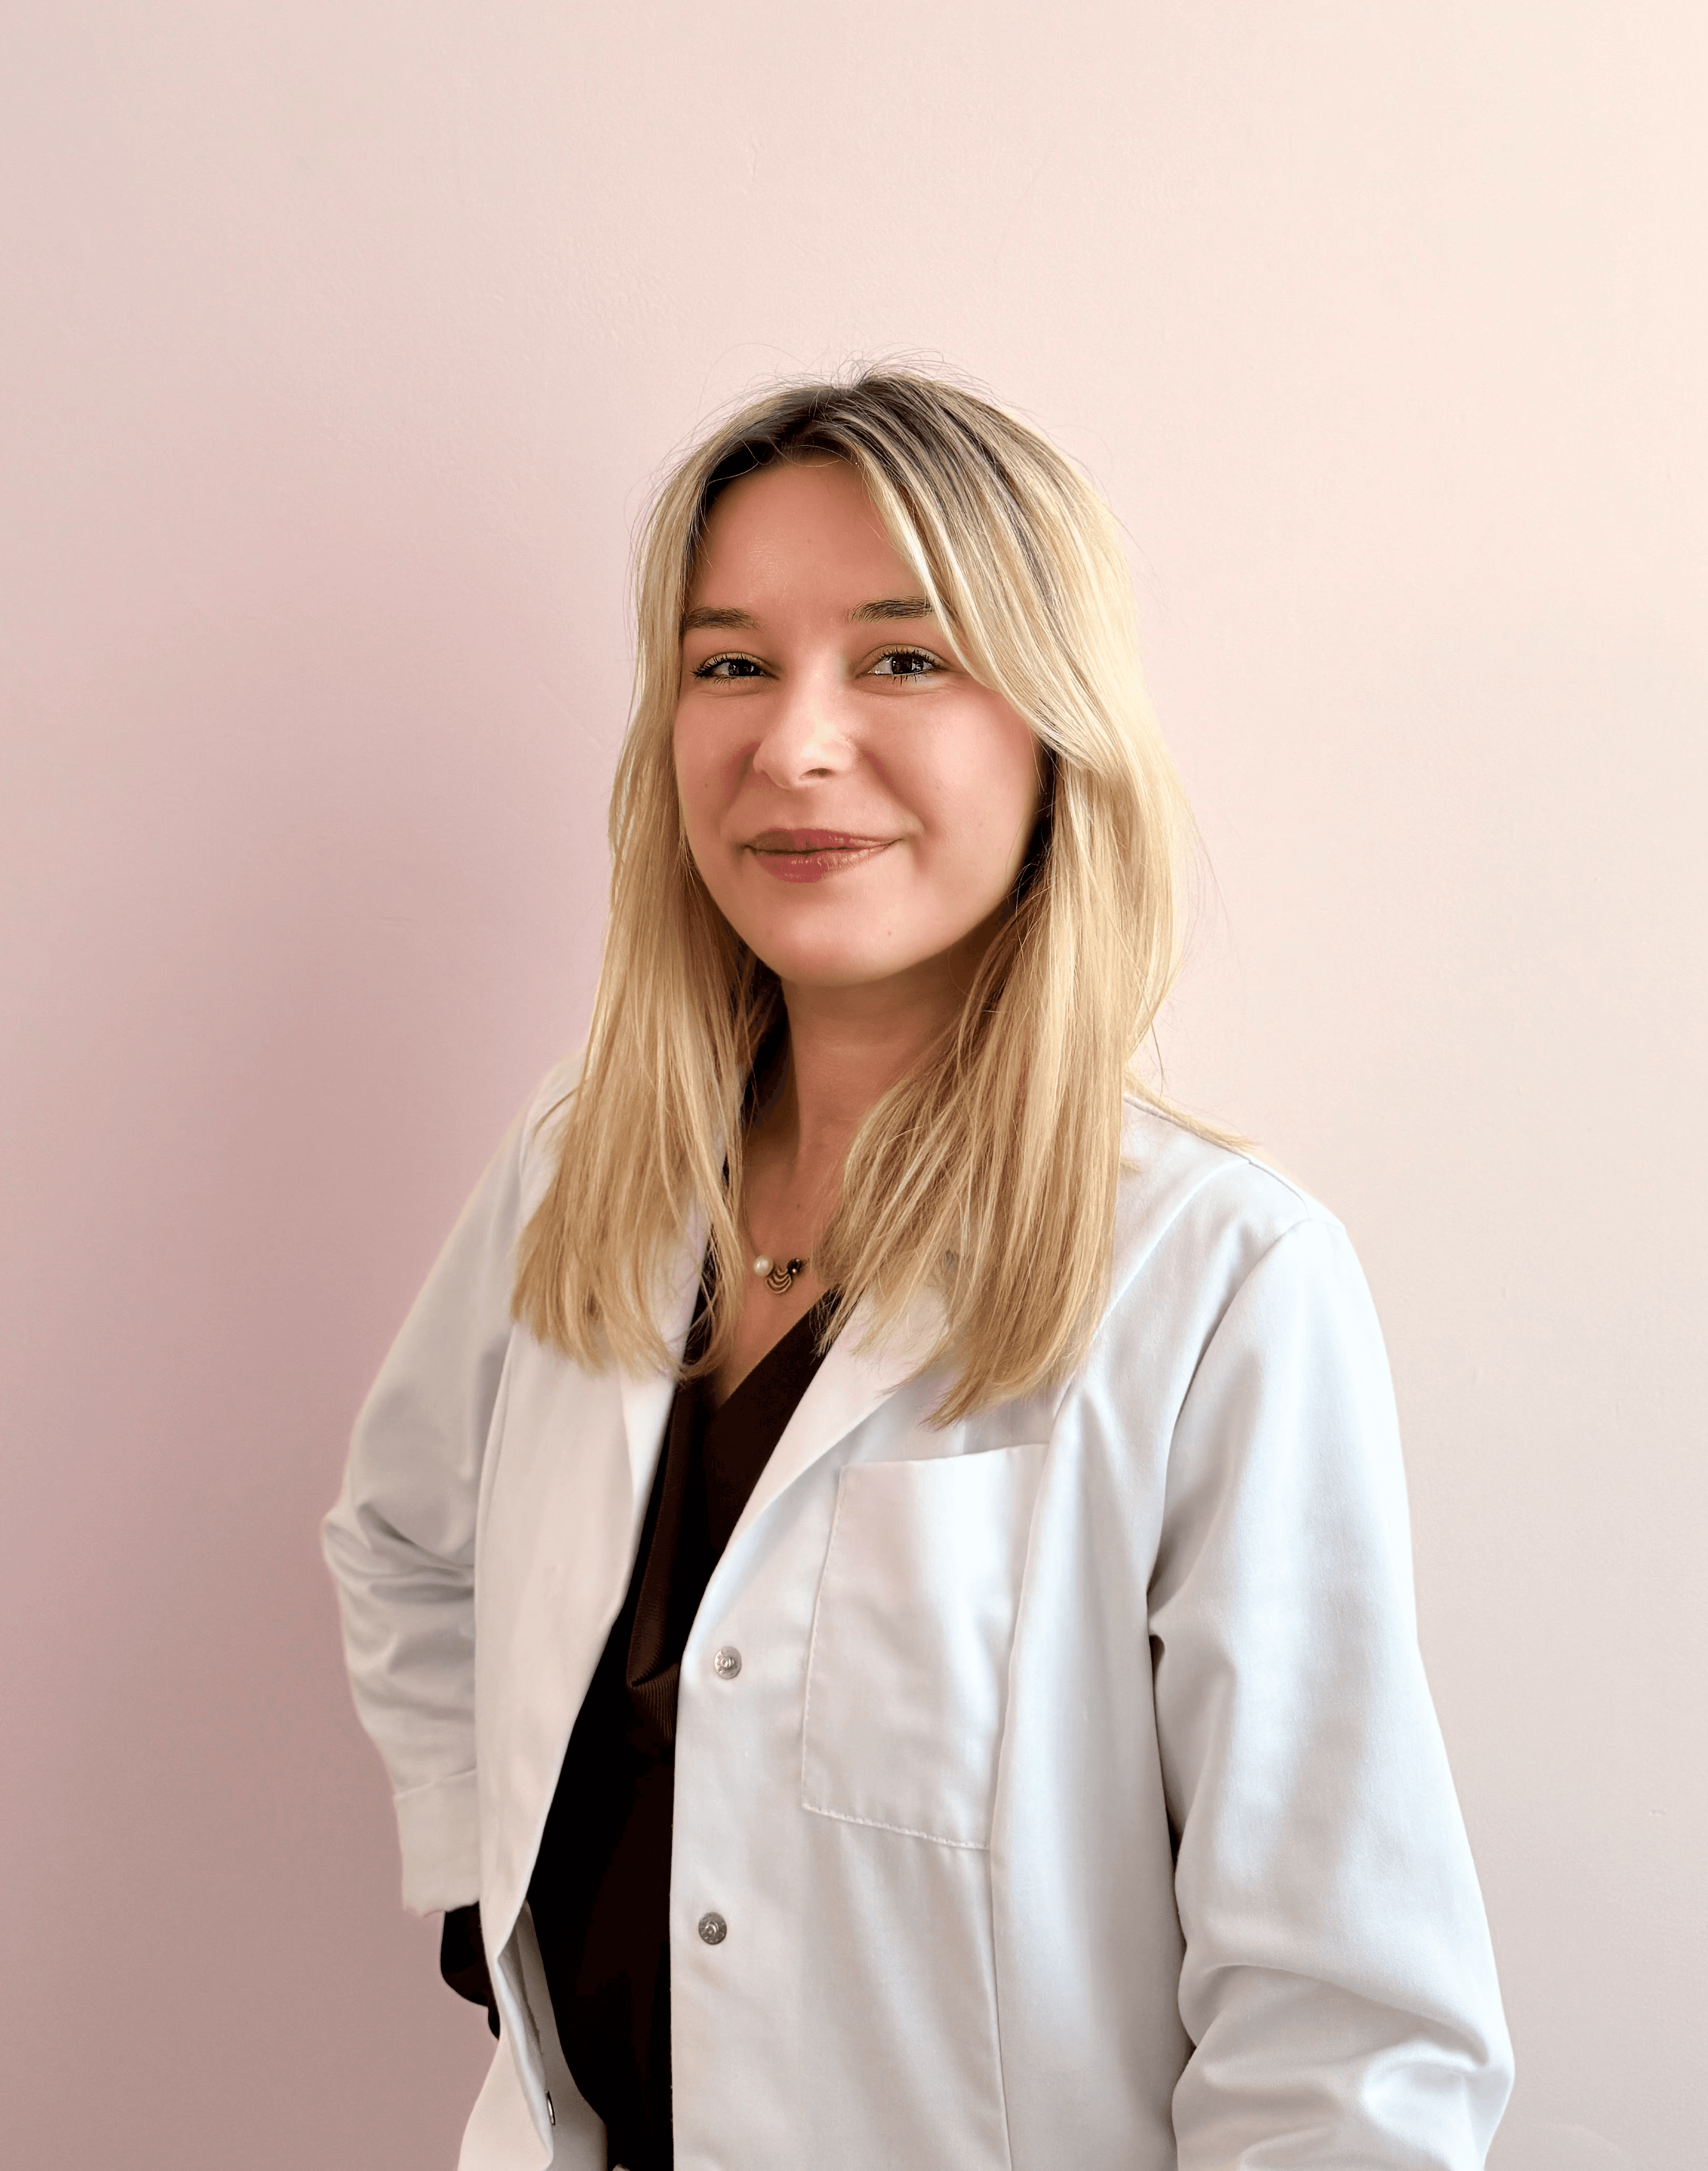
[{"xmin": 745, "ymin": 830, "xmax": 893, "ymax": 884}]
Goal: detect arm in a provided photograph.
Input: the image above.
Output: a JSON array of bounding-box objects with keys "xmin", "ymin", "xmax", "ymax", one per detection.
[
  {"xmin": 1149, "ymin": 1215, "xmax": 1513, "ymax": 2167},
  {"xmin": 321, "ymin": 1104, "xmax": 531, "ymax": 1914}
]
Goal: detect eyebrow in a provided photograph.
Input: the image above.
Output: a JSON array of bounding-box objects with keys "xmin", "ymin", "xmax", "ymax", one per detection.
[
  {"xmin": 680, "ymin": 605, "xmax": 758, "ymax": 632},
  {"xmin": 679, "ymin": 595, "xmax": 936, "ymax": 635},
  {"xmin": 850, "ymin": 595, "xmax": 934, "ymax": 622}
]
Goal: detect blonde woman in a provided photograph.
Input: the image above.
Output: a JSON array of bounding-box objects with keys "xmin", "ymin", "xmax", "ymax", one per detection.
[{"xmin": 324, "ymin": 371, "xmax": 1513, "ymax": 2170}]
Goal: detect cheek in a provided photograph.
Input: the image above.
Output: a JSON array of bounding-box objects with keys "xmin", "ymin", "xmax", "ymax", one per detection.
[
  {"xmin": 925, "ymin": 710, "xmax": 1040, "ymax": 879},
  {"xmin": 672, "ymin": 722, "xmax": 717, "ymax": 850},
  {"xmin": 673, "ymin": 729, "xmax": 753, "ymax": 932}
]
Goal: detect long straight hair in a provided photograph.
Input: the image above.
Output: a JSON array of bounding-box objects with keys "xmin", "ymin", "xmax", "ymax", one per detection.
[{"xmin": 514, "ymin": 367, "xmax": 1207, "ymax": 1423}]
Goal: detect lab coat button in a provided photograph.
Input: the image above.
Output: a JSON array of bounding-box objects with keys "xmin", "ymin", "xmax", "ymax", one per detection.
[
  {"xmin": 697, "ymin": 1911, "xmax": 728, "ymax": 1945},
  {"xmin": 712, "ymin": 1646, "xmax": 742, "ymax": 1679}
]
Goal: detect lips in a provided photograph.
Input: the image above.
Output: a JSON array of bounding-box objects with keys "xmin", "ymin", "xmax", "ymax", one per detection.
[
  {"xmin": 745, "ymin": 829, "xmax": 893, "ymax": 884},
  {"xmin": 746, "ymin": 829, "xmax": 888, "ymax": 852}
]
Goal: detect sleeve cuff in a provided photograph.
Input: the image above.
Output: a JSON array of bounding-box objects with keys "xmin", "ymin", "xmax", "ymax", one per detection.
[{"xmin": 394, "ymin": 1768, "xmax": 482, "ymax": 1914}]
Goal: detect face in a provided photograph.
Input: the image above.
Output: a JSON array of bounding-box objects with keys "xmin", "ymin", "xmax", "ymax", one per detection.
[{"xmin": 673, "ymin": 458, "xmax": 1042, "ymax": 1008}]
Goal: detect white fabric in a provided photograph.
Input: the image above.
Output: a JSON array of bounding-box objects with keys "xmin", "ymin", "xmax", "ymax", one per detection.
[{"xmin": 323, "ymin": 1056, "xmax": 1513, "ymax": 2169}]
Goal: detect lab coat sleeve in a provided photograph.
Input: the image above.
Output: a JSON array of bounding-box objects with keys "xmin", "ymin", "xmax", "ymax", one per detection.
[
  {"xmin": 1148, "ymin": 1213, "xmax": 1513, "ymax": 2167},
  {"xmin": 321, "ymin": 1106, "xmax": 530, "ymax": 1916}
]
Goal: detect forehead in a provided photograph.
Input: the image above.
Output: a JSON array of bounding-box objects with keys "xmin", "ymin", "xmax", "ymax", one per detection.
[{"xmin": 688, "ymin": 457, "xmax": 916, "ymax": 604}]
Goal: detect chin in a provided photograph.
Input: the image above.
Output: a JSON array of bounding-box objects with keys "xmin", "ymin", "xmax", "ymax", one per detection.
[
  {"xmin": 752, "ymin": 946, "xmax": 897, "ymax": 990},
  {"xmin": 749, "ymin": 929, "xmax": 949, "ymax": 995}
]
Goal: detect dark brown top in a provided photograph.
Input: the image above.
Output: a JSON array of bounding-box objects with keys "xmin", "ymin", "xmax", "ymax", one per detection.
[{"xmin": 513, "ymin": 1277, "xmax": 837, "ymax": 2171}]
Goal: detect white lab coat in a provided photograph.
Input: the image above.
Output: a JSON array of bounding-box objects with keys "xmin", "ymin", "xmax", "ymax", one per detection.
[{"xmin": 324, "ymin": 1056, "xmax": 1513, "ymax": 2170}]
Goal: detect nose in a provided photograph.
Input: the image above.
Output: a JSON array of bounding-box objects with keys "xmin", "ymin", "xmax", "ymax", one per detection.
[{"xmin": 749, "ymin": 664, "xmax": 856, "ymax": 789}]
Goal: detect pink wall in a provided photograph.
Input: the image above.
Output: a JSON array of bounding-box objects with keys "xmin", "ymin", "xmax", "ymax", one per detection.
[{"xmin": 3, "ymin": 5, "xmax": 1702, "ymax": 2166}]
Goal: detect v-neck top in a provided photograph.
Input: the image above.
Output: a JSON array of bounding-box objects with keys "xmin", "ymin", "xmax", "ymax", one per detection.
[{"xmin": 525, "ymin": 1276, "xmax": 839, "ymax": 2171}]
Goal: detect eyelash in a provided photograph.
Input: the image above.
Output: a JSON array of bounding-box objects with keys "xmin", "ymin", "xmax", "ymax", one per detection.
[{"xmin": 691, "ymin": 645, "xmax": 944, "ymax": 682}]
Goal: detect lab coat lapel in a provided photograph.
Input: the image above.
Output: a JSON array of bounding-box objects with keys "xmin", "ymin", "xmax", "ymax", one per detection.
[
  {"xmin": 617, "ymin": 1226, "xmax": 707, "ymax": 1508},
  {"xmin": 630, "ymin": 1230, "xmax": 945, "ymax": 1546},
  {"xmin": 731, "ymin": 1293, "xmax": 946, "ymax": 1543}
]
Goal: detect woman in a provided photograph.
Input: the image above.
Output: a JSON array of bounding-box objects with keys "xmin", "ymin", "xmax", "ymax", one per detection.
[{"xmin": 324, "ymin": 371, "xmax": 1513, "ymax": 2170}]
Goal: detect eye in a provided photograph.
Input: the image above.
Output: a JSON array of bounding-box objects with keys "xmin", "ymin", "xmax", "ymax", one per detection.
[
  {"xmin": 692, "ymin": 652, "xmax": 768, "ymax": 680},
  {"xmin": 868, "ymin": 647, "xmax": 945, "ymax": 680}
]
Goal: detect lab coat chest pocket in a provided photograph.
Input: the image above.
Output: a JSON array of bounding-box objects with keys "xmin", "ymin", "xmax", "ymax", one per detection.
[{"xmin": 802, "ymin": 1441, "xmax": 1047, "ymax": 1849}]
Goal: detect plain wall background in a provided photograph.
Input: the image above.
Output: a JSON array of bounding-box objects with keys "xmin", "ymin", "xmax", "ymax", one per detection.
[{"xmin": 2, "ymin": 4, "xmax": 1702, "ymax": 2166}]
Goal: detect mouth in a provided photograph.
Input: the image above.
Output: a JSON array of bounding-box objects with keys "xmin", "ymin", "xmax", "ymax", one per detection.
[{"xmin": 744, "ymin": 829, "xmax": 893, "ymax": 884}]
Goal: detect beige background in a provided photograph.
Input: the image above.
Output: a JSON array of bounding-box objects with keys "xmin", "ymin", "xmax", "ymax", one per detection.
[{"xmin": 2, "ymin": 4, "xmax": 1702, "ymax": 2166}]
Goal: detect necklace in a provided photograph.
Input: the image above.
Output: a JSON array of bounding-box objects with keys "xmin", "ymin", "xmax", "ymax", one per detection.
[{"xmin": 751, "ymin": 1251, "xmax": 805, "ymax": 1295}]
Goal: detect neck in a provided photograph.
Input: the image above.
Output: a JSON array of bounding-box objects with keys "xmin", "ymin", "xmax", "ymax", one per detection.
[
  {"xmin": 742, "ymin": 900, "xmax": 1011, "ymax": 1244},
  {"xmin": 744, "ymin": 967, "xmax": 964, "ymax": 1233}
]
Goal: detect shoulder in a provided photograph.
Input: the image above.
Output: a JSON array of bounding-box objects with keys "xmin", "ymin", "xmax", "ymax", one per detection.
[
  {"xmin": 1114, "ymin": 1096, "xmax": 1337, "ymax": 1279},
  {"xmin": 1086, "ymin": 1098, "xmax": 1365, "ymax": 1385}
]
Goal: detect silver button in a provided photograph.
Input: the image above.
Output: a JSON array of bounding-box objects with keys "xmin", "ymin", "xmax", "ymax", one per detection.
[
  {"xmin": 697, "ymin": 1911, "xmax": 728, "ymax": 1945},
  {"xmin": 546, "ymin": 2092, "xmax": 556, "ymax": 2127},
  {"xmin": 712, "ymin": 1645, "xmax": 742, "ymax": 1679}
]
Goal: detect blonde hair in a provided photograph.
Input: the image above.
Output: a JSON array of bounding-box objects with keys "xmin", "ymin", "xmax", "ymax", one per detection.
[{"xmin": 515, "ymin": 367, "xmax": 1205, "ymax": 1422}]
